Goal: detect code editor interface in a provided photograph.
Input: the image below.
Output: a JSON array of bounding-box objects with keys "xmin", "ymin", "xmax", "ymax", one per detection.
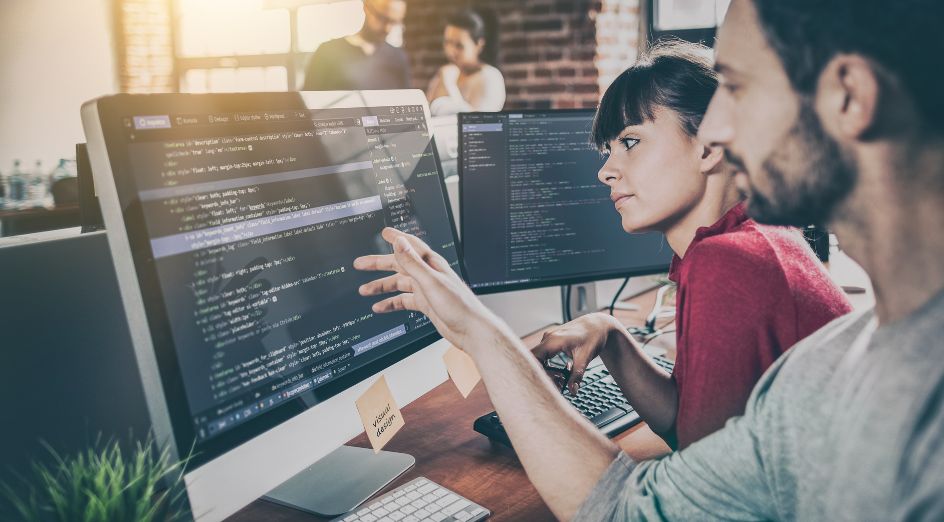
[
  {"xmin": 122, "ymin": 104, "xmax": 457, "ymax": 440},
  {"xmin": 460, "ymin": 111, "xmax": 671, "ymax": 290}
]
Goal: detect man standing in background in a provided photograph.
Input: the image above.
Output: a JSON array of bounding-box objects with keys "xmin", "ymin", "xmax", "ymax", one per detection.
[{"xmin": 301, "ymin": 0, "xmax": 411, "ymax": 91}]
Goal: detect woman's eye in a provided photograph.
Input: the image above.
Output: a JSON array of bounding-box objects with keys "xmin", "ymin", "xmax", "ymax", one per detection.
[{"xmin": 618, "ymin": 138, "xmax": 639, "ymax": 151}]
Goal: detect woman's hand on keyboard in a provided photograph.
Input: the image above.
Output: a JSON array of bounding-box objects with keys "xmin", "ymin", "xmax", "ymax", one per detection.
[
  {"xmin": 531, "ymin": 313, "xmax": 625, "ymax": 395},
  {"xmin": 353, "ymin": 227, "xmax": 509, "ymax": 353}
]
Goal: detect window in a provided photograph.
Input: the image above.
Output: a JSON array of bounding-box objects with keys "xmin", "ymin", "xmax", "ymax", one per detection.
[
  {"xmin": 648, "ymin": 0, "xmax": 731, "ymax": 47},
  {"xmin": 174, "ymin": 0, "xmax": 367, "ymax": 93}
]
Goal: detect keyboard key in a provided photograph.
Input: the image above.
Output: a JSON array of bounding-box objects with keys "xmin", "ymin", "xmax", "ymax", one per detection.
[
  {"xmin": 429, "ymin": 513, "xmax": 447, "ymax": 522},
  {"xmin": 405, "ymin": 484, "xmax": 417, "ymax": 492},
  {"xmin": 436, "ymin": 494, "xmax": 459, "ymax": 508},
  {"xmin": 455, "ymin": 512, "xmax": 472, "ymax": 521},
  {"xmin": 357, "ymin": 508, "xmax": 369, "ymax": 516},
  {"xmin": 402, "ymin": 516, "xmax": 418, "ymax": 522},
  {"xmin": 388, "ymin": 512, "xmax": 404, "ymax": 521},
  {"xmin": 395, "ymin": 497, "xmax": 411, "ymax": 507},
  {"xmin": 441, "ymin": 500, "xmax": 469, "ymax": 516},
  {"xmin": 378, "ymin": 518, "xmax": 393, "ymax": 522},
  {"xmin": 422, "ymin": 493, "xmax": 438, "ymax": 503},
  {"xmin": 361, "ymin": 515, "xmax": 377, "ymax": 522},
  {"xmin": 415, "ymin": 508, "xmax": 431, "ymax": 518},
  {"xmin": 400, "ymin": 505, "xmax": 416, "ymax": 514},
  {"xmin": 410, "ymin": 499, "xmax": 427, "ymax": 509},
  {"xmin": 343, "ymin": 515, "xmax": 358, "ymax": 521},
  {"xmin": 375, "ymin": 508, "xmax": 389, "ymax": 517},
  {"xmin": 591, "ymin": 406, "xmax": 627, "ymax": 427},
  {"xmin": 418, "ymin": 483, "xmax": 437, "ymax": 494},
  {"xmin": 405, "ymin": 491, "xmax": 421, "ymax": 501}
]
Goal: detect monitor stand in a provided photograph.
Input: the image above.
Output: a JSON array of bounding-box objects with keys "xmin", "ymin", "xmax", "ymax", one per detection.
[
  {"xmin": 561, "ymin": 282, "xmax": 597, "ymax": 322},
  {"xmin": 262, "ymin": 445, "xmax": 415, "ymax": 517}
]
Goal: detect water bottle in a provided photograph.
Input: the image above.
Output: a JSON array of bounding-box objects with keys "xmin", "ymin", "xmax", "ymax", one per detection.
[
  {"xmin": 27, "ymin": 160, "xmax": 48, "ymax": 208},
  {"xmin": 8, "ymin": 160, "xmax": 26, "ymax": 205}
]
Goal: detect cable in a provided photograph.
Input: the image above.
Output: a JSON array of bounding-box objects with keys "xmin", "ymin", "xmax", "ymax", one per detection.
[
  {"xmin": 641, "ymin": 328, "xmax": 676, "ymax": 351},
  {"xmin": 564, "ymin": 284, "xmax": 572, "ymax": 322},
  {"xmin": 608, "ymin": 276, "xmax": 631, "ymax": 316}
]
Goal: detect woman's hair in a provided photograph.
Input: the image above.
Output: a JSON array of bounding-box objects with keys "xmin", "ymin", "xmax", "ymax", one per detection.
[
  {"xmin": 591, "ymin": 40, "xmax": 718, "ymax": 150},
  {"xmin": 445, "ymin": 9, "xmax": 499, "ymax": 66}
]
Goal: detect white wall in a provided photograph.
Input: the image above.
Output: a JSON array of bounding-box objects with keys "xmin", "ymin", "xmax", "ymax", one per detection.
[{"xmin": 0, "ymin": 0, "xmax": 117, "ymax": 173}]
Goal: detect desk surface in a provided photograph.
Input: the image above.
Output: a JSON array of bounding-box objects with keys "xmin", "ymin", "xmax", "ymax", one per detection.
[{"xmin": 230, "ymin": 254, "xmax": 872, "ymax": 521}]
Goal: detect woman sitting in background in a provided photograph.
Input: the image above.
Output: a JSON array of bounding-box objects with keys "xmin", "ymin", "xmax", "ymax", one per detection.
[{"xmin": 426, "ymin": 9, "xmax": 505, "ymax": 115}]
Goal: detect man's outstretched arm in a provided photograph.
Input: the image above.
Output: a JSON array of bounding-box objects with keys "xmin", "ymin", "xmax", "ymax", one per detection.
[
  {"xmin": 354, "ymin": 229, "xmax": 774, "ymax": 521},
  {"xmin": 355, "ymin": 228, "xmax": 621, "ymax": 520}
]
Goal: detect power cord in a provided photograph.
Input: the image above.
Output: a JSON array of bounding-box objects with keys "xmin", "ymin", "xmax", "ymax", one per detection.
[
  {"xmin": 608, "ymin": 276, "xmax": 631, "ymax": 316},
  {"xmin": 627, "ymin": 283, "xmax": 675, "ymax": 337},
  {"xmin": 563, "ymin": 284, "xmax": 572, "ymax": 322}
]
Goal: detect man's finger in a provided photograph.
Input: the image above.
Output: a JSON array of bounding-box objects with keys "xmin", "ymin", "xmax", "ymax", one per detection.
[
  {"xmin": 353, "ymin": 253, "xmax": 399, "ymax": 273},
  {"xmin": 382, "ymin": 228, "xmax": 452, "ymax": 273},
  {"xmin": 371, "ymin": 293, "xmax": 420, "ymax": 314},
  {"xmin": 359, "ymin": 274, "xmax": 414, "ymax": 296},
  {"xmin": 391, "ymin": 236, "xmax": 443, "ymax": 290}
]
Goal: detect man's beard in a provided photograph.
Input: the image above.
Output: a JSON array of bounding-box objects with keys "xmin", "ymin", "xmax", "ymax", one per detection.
[{"xmin": 732, "ymin": 100, "xmax": 858, "ymax": 227}]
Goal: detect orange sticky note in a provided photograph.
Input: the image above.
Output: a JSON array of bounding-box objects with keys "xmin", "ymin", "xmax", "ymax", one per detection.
[
  {"xmin": 355, "ymin": 376, "xmax": 405, "ymax": 453},
  {"xmin": 443, "ymin": 345, "xmax": 481, "ymax": 398}
]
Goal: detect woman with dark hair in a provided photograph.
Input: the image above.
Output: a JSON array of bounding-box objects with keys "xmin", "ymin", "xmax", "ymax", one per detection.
[
  {"xmin": 426, "ymin": 9, "xmax": 505, "ymax": 114},
  {"xmin": 532, "ymin": 40, "xmax": 853, "ymax": 450}
]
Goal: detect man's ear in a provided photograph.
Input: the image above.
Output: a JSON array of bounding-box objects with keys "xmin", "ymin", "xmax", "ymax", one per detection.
[
  {"xmin": 816, "ymin": 54, "xmax": 880, "ymax": 140},
  {"xmin": 699, "ymin": 143, "xmax": 725, "ymax": 174}
]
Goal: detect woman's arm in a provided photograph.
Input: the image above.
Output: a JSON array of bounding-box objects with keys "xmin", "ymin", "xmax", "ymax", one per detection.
[
  {"xmin": 533, "ymin": 312, "xmax": 679, "ymax": 436},
  {"xmin": 598, "ymin": 320, "xmax": 678, "ymax": 436},
  {"xmin": 426, "ymin": 67, "xmax": 446, "ymax": 103}
]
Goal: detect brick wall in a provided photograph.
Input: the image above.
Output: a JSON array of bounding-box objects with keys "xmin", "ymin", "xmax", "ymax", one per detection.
[
  {"xmin": 115, "ymin": 0, "xmax": 176, "ymax": 93},
  {"xmin": 404, "ymin": 0, "xmax": 641, "ymax": 109}
]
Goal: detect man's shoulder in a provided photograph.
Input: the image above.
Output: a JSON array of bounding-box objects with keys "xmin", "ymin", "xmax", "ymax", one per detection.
[
  {"xmin": 378, "ymin": 43, "xmax": 409, "ymax": 63},
  {"xmin": 771, "ymin": 307, "xmax": 872, "ymax": 378},
  {"xmin": 313, "ymin": 37, "xmax": 356, "ymax": 58}
]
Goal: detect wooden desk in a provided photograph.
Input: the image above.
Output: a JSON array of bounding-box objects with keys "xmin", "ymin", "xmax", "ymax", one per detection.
[{"xmin": 230, "ymin": 289, "xmax": 673, "ymax": 522}]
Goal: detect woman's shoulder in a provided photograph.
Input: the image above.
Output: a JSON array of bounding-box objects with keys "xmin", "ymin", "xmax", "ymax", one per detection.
[
  {"xmin": 480, "ymin": 64, "xmax": 504, "ymax": 80},
  {"xmin": 682, "ymin": 224, "xmax": 792, "ymax": 288},
  {"xmin": 687, "ymin": 224, "xmax": 777, "ymax": 268}
]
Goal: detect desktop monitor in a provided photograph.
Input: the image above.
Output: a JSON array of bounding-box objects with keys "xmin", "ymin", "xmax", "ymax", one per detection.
[
  {"xmin": 459, "ymin": 110, "xmax": 673, "ymax": 294},
  {"xmin": 81, "ymin": 90, "xmax": 461, "ymax": 520}
]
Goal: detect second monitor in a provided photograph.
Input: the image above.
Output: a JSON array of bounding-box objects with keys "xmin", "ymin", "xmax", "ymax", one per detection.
[{"xmin": 459, "ymin": 110, "xmax": 673, "ymax": 294}]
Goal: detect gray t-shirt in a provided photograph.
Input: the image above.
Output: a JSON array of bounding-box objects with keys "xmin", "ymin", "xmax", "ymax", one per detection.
[{"xmin": 576, "ymin": 290, "xmax": 944, "ymax": 521}]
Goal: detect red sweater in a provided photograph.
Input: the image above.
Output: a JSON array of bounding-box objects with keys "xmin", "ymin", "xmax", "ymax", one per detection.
[{"xmin": 668, "ymin": 203, "xmax": 852, "ymax": 449}]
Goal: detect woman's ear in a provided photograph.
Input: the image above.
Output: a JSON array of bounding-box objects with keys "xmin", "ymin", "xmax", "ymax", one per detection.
[{"xmin": 699, "ymin": 144, "xmax": 725, "ymax": 174}]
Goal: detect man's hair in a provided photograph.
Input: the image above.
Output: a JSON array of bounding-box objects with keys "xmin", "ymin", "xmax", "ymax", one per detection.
[
  {"xmin": 591, "ymin": 40, "xmax": 717, "ymax": 150},
  {"xmin": 752, "ymin": 0, "xmax": 944, "ymax": 135}
]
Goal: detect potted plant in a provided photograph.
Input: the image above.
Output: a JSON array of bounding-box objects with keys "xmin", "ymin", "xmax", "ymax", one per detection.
[{"xmin": 1, "ymin": 435, "xmax": 190, "ymax": 522}]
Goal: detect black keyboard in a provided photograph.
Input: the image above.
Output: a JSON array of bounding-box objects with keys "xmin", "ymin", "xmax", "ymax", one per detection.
[{"xmin": 473, "ymin": 356, "xmax": 675, "ymax": 447}]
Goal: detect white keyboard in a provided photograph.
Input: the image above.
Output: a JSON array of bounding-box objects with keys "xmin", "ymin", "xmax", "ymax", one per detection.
[{"xmin": 331, "ymin": 477, "xmax": 490, "ymax": 522}]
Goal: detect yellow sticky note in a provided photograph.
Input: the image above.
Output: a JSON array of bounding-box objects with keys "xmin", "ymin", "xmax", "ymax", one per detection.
[
  {"xmin": 355, "ymin": 376, "xmax": 405, "ymax": 453},
  {"xmin": 443, "ymin": 345, "xmax": 481, "ymax": 398}
]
